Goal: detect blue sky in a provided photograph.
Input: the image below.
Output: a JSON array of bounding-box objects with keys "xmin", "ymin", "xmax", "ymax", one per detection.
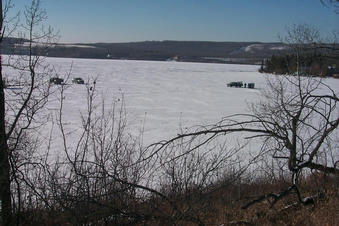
[{"xmin": 13, "ymin": 0, "xmax": 339, "ymax": 43}]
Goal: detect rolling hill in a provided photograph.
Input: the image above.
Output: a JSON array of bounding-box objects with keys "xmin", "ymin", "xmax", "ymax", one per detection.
[{"xmin": 3, "ymin": 38, "xmax": 290, "ymax": 64}]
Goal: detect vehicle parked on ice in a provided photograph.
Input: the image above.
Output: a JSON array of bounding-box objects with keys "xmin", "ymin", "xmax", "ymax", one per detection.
[
  {"xmin": 72, "ymin": 77, "xmax": 85, "ymax": 84},
  {"xmin": 227, "ymin": 81, "xmax": 256, "ymax": 89},
  {"xmin": 50, "ymin": 77, "xmax": 64, "ymax": 85},
  {"xmin": 227, "ymin": 81, "xmax": 243, "ymax": 88}
]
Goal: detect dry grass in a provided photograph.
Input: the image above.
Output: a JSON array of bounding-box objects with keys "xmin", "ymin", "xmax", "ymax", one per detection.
[
  {"xmin": 198, "ymin": 175, "xmax": 339, "ymax": 226},
  {"xmin": 12, "ymin": 174, "xmax": 339, "ymax": 225}
]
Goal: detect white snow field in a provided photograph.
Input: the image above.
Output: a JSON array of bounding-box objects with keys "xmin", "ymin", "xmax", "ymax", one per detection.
[
  {"xmin": 44, "ymin": 58, "xmax": 269, "ymax": 146},
  {"xmin": 4, "ymin": 56, "xmax": 339, "ymax": 159}
]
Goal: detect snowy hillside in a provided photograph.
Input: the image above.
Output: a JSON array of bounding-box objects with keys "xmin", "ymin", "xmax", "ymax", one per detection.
[{"xmin": 5, "ymin": 38, "xmax": 288, "ymax": 63}]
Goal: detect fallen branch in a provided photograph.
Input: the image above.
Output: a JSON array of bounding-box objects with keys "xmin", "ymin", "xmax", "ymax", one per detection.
[{"xmin": 241, "ymin": 185, "xmax": 323, "ymax": 209}]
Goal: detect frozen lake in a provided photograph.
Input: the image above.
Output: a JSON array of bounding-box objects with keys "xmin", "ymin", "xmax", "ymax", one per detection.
[
  {"xmin": 44, "ymin": 58, "xmax": 267, "ymax": 145},
  {"xmin": 4, "ymin": 57, "xmax": 339, "ymax": 157}
]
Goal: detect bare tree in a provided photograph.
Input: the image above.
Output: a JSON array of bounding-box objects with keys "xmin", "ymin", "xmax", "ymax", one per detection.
[
  {"xmin": 279, "ymin": 24, "xmax": 323, "ymax": 76},
  {"xmin": 153, "ymin": 137, "xmax": 245, "ymax": 224},
  {"xmin": 21, "ymin": 74, "xmax": 247, "ymax": 225},
  {"xmin": 0, "ymin": 2, "xmax": 244, "ymax": 224},
  {"xmin": 152, "ymin": 74, "xmax": 338, "ymax": 208},
  {"xmin": 320, "ymin": 0, "xmax": 339, "ymax": 13},
  {"xmin": 0, "ymin": 0, "xmax": 56, "ymax": 224}
]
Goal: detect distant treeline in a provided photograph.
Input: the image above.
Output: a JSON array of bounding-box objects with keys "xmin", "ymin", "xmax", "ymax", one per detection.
[{"xmin": 259, "ymin": 53, "xmax": 339, "ymax": 77}]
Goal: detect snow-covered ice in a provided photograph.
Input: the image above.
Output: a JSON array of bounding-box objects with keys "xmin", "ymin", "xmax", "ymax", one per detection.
[
  {"xmin": 43, "ymin": 58, "xmax": 269, "ymax": 145},
  {"xmin": 4, "ymin": 56, "xmax": 339, "ymax": 158}
]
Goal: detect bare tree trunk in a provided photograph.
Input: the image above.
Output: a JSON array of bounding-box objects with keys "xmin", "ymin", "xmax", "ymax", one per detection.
[
  {"xmin": 0, "ymin": 0, "xmax": 12, "ymax": 224},
  {"xmin": 0, "ymin": 130, "xmax": 11, "ymax": 226}
]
